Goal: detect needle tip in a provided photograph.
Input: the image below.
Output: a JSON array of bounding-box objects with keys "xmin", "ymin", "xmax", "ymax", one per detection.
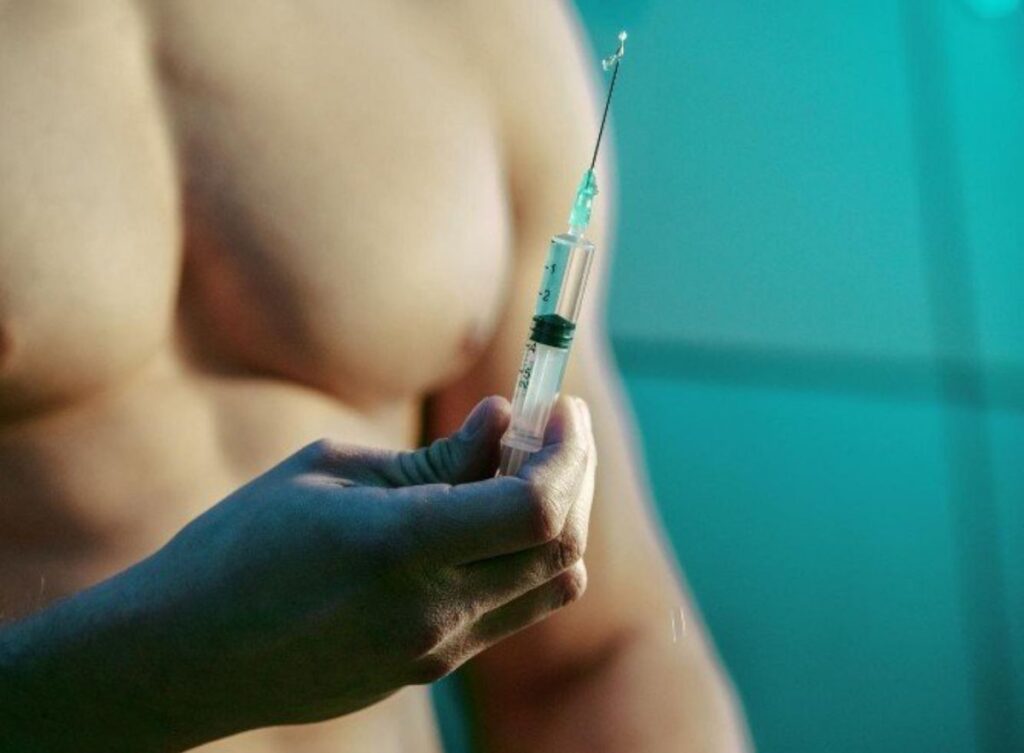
[{"xmin": 602, "ymin": 30, "xmax": 628, "ymax": 71}]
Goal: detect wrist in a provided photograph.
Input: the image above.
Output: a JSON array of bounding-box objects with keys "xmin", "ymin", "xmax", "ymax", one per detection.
[{"xmin": 0, "ymin": 563, "xmax": 194, "ymax": 752}]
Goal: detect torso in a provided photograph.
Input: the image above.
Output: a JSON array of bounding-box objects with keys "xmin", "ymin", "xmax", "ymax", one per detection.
[{"xmin": 0, "ymin": 1, "xmax": 515, "ymax": 749}]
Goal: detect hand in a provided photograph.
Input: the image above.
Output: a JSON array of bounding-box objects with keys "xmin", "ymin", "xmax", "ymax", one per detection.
[{"xmin": 0, "ymin": 396, "xmax": 596, "ymax": 751}]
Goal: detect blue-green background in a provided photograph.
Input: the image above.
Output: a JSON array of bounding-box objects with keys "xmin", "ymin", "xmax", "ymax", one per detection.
[{"xmin": 436, "ymin": 2, "xmax": 1024, "ymax": 751}]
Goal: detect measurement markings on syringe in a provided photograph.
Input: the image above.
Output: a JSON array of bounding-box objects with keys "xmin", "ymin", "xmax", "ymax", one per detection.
[
  {"xmin": 497, "ymin": 29, "xmax": 627, "ymax": 477},
  {"xmin": 518, "ymin": 341, "xmax": 537, "ymax": 390},
  {"xmin": 539, "ymin": 262, "xmax": 556, "ymax": 303},
  {"xmin": 537, "ymin": 245, "xmax": 571, "ymax": 315}
]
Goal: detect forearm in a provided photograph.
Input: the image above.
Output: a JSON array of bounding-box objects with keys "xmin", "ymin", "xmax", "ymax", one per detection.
[
  {"xmin": 446, "ymin": 336, "xmax": 749, "ymax": 751},
  {"xmin": 0, "ymin": 559, "xmax": 212, "ymax": 753},
  {"xmin": 472, "ymin": 622, "xmax": 748, "ymax": 753}
]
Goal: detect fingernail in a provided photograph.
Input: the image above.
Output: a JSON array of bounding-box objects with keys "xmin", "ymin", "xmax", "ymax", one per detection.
[{"xmin": 461, "ymin": 400, "xmax": 489, "ymax": 439}]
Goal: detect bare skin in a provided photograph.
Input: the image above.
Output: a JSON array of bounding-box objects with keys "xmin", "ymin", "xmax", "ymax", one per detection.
[{"xmin": 0, "ymin": 1, "xmax": 748, "ymax": 751}]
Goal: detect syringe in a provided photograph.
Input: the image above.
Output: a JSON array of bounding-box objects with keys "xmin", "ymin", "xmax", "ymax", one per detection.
[{"xmin": 498, "ymin": 31, "xmax": 628, "ymax": 476}]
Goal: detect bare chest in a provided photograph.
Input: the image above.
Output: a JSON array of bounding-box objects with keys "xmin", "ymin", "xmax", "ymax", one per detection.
[
  {"xmin": 1, "ymin": 3, "xmax": 494, "ymax": 749},
  {"xmin": 0, "ymin": 0, "xmax": 516, "ymax": 544},
  {"xmin": 156, "ymin": 0, "xmax": 512, "ymax": 402}
]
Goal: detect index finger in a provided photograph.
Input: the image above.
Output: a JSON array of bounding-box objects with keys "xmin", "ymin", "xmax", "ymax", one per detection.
[{"xmin": 395, "ymin": 397, "xmax": 592, "ymax": 564}]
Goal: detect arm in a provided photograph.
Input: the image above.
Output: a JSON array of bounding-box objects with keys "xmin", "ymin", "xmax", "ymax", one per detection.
[
  {"xmin": 0, "ymin": 562, "xmax": 195, "ymax": 753},
  {"xmin": 427, "ymin": 5, "xmax": 750, "ymax": 750},
  {"xmin": 0, "ymin": 404, "xmax": 596, "ymax": 752},
  {"xmin": 441, "ymin": 354, "xmax": 749, "ymax": 753}
]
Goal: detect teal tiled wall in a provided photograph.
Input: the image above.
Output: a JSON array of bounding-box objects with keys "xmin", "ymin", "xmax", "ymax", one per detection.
[
  {"xmin": 435, "ymin": 2, "xmax": 1023, "ymax": 751},
  {"xmin": 625, "ymin": 376, "xmax": 974, "ymax": 753}
]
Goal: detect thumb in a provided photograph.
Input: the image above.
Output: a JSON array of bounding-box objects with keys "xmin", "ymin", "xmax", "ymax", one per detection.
[
  {"xmin": 396, "ymin": 396, "xmax": 511, "ymax": 485},
  {"xmin": 308, "ymin": 397, "xmax": 511, "ymax": 487}
]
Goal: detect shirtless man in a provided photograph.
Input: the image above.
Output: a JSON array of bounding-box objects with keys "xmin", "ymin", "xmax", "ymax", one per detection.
[{"xmin": 0, "ymin": 1, "xmax": 748, "ymax": 751}]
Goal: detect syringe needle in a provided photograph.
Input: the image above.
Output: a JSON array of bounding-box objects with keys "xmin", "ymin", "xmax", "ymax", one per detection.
[
  {"xmin": 498, "ymin": 29, "xmax": 629, "ymax": 477},
  {"xmin": 589, "ymin": 30, "xmax": 628, "ymax": 172}
]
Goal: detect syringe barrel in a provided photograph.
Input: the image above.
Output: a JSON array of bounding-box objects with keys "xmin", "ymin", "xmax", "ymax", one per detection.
[
  {"xmin": 498, "ymin": 232, "xmax": 595, "ymax": 476},
  {"xmin": 536, "ymin": 233, "xmax": 596, "ymax": 323},
  {"xmin": 499, "ymin": 340, "xmax": 571, "ymax": 476}
]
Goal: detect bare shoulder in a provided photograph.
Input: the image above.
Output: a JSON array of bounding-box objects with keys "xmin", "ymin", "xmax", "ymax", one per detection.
[
  {"xmin": 450, "ymin": 0, "xmax": 616, "ymax": 337},
  {"xmin": 451, "ymin": 0, "xmax": 593, "ymax": 82},
  {"xmin": 454, "ymin": 0, "xmax": 601, "ymax": 172},
  {"xmin": 446, "ymin": 0, "xmax": 609, "ymax": 269}
]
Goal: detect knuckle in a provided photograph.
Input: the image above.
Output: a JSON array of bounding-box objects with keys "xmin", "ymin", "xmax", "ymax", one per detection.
[
  {"xmin": 557, "ymin": 562, "xmax": 588, "ymax": 607},
  {"xmin": 410, "ymin": 652, "xmax": 458, "ymax": 685},
  {"xmin": 524, "ymin": 482, "xmax": 561, "ymax": 543},
  {"xmin": 428, "ymin": 438, "xmax": 459, "ymax": 479},
  {"xmin": 396, "ymin": 450, "xmax": 426, "ymax": 486},
  {"xmin": 564, "ymin": 442, "xmax": 589, "ymax": 477},
  {"xmin": 554, "ymin": 530, "xmax": 584, "ymax": 572},
  {"xmin": 407, "ymin": 655, "xmax": 460, "ymax": 688},
  {"xmin": 408, "ymin": 618, "xmax": 447, "ymax": 659},
  {"xmin": 399, "ymin": 440, "xmax": 458, "ymax": 486},
  {"xmin": 303, "ymin": 437, "xmax": 345, "ymax": 467},
  {"xmin": 402, "ymin": 586, "xmax": 468, "ymax": 684}
]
